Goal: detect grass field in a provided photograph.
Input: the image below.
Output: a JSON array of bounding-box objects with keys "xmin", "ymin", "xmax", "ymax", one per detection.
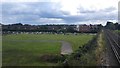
[
  {"xmin": 115, "ymin": 30, "xmax": 120, "ymax": 33},
  {"xmin": 3, "ymin": 41, "xmax": 61, "ymax": 66},
  {"xmin": 0, "ymin": 35, "xmax": 2, "ymax": 67},
  {"xmin": 114, "ymin": 30, "xmax": 120, "ymax": 36},
  {"xmin": 2, "ymin": 33, "xmax": 94, "ymax": 66}
]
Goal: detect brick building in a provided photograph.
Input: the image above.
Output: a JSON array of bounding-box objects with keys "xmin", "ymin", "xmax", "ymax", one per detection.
[{"xmin": 76, "ymin": 24, "xmax": 101, "ymax": 32}]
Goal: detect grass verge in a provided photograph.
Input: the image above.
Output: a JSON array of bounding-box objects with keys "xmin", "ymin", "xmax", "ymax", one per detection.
[
  {"xmin": 64, "ymin": 31, "xmax": 105, "ymax": 66},
  {"xmin": 95, "ymin": 30, "xmax": 106, "ymax": 65}
]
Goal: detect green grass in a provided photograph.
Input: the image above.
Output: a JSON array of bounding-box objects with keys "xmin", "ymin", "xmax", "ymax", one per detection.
[
  {"xmin": 0, "ymin": 35, "xmax": 2, "ymax": 67},
  {"xmin": 2, "ymin": 41, "xmax": 61, "ymax": 66},
  {"xmin": 114, "ymin": 30, "xmax": 120, "ymax": 36},
  {"xmin": 95, "ymin": 30, "xmax": 106, "ymax": 65},
  {"xmin": 2, "ymin": 33, "xmax": 94, "ymax": 66},
  {"xmin": 114, "ymin": 30, "xmax": 120, "ymax": 32},
  {"xmin": 3, "ymin": 34, "xmax": 94, "ymax": 51},
  {"xmin": 3, "ymin": 41, "xmax": 61, "ymax": 54}
]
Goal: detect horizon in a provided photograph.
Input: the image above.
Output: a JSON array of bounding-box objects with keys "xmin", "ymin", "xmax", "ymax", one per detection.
[{"xmin": 1, "ymin": 22, "xmax": 104, "ymax": 25}]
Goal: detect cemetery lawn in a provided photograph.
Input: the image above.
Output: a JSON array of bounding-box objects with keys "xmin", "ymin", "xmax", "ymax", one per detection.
[{"xmin": 2, "ymin": 33, "xmax": 94, "ymax": 66}]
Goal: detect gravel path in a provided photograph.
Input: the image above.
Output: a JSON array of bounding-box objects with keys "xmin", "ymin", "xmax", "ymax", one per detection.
[
  {"xmin": 5, "ymin": 40, "xmax": 73, "ymax": 55},
  {"xmin": 60, "ymin": 41, "xmax": 73, "ymax": 55}
]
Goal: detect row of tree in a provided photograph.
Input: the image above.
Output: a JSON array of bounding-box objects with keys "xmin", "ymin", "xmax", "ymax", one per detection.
[{"xmin": 105, "ymin": 21, "xmax": 120, "ymax": 30}]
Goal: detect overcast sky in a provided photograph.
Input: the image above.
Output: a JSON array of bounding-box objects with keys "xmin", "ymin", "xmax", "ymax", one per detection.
[{"xmin": 1, "ymin": 0, "xmax": 119, "ymax": 25}]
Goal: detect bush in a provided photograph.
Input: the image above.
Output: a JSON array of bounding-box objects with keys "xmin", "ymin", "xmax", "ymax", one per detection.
[
  {"xmin": 66, "ymin": 33, "xmax": 99, "ymax": 66},
  {"xmin": 39, "ymin": 54, "xmax": 65, "ymax": 63}
]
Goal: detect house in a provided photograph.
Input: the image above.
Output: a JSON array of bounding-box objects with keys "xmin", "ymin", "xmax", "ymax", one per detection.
[{"xmin": 76, "ymin": 24, "xmax": 101, "ymax": 33}]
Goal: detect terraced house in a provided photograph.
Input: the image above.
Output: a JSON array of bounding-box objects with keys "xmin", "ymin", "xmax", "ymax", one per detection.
[{"xmin": 2, "ymin": 23, "xmax": 102, "ymax": 33}]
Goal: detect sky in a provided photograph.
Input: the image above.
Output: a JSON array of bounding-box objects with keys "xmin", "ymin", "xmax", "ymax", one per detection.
[{"xmin": 1, "ymin": 0, "xmax": 119, "ymax": 25}]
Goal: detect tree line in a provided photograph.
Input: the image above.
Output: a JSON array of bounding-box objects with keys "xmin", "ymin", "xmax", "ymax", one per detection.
[{"xmin": 105, "ymin": 21, "xmax": 120, "ymax": 30}]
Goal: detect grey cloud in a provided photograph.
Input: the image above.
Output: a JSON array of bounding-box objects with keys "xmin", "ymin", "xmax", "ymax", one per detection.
[
  {"xmin": 2, "ymin": 2, "xmax": 118, "ymax": 25},
  {"xmin": 2, "ymin": 2, "xmax": 66, "ymax": 24},
  {"xmin": 101, "ymin": 7, "xmax": 116, "ymax": 12},
  {"xmin": 78, "ymin": 7, "xmax": 96, "ymax": 13},
  {"xmin": 78, "ymin": 6, "xmax": 116, "ymax": 13},
  {"xmin": 76, "ymin": 6, "xmax": 117, "ymax": 22}
]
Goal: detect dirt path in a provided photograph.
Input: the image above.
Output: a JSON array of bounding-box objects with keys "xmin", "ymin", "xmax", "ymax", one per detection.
[
  {"xmin": 5, "ymin": 40, "xmax": 73, "ymax": 55},
  {"xmin": 60, "ymin": 41, "xmax": 73, "ymax": 55}
]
